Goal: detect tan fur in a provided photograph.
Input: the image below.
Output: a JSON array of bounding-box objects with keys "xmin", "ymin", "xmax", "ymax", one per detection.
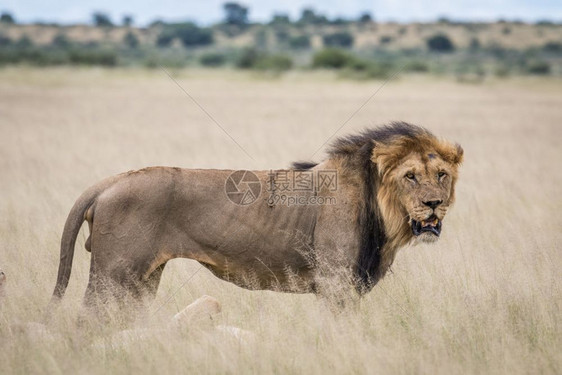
[{"xmin": 50, "ymin": 123, "xmax": 462, "ymax": 311}]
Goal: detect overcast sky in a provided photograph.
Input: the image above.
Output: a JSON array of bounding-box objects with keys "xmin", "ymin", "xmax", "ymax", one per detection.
[{"xmin": 2, "ymin": 0, "xmax": 561, "ymax": 26}]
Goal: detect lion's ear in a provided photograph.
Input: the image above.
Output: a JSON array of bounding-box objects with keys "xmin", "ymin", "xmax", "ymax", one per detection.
[
  {"xmin": 371, "ymin": 140, "xmax": 399, "ymax": 176},
  {"xmin": 440, "ymin": 141, "xmax": 464, "ymax": 166},
  {"xmin": 454, "ymin": 143, "xmax": 464, "ymax": 165}
]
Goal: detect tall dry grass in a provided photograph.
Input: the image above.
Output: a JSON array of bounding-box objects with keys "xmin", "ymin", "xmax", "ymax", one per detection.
[{"xmin": 0, "ymin": 67, "xmax": 560, "ymax": 374}]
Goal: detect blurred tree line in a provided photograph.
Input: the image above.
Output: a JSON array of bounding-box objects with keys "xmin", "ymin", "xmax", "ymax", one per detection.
[{"xmin": 0, "ymin": 4, "xmax": 560, "ymax": 78}]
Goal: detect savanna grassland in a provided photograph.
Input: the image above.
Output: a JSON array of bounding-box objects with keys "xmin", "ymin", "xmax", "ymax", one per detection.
[{"xmin": 0, "ymin": 67, "xmax": 560, "ymax": 374}]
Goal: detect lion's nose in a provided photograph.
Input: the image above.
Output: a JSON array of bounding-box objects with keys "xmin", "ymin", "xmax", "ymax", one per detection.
[{"xmin": 423, "ymin": 200, "xmax": 443, "ymax": 209}]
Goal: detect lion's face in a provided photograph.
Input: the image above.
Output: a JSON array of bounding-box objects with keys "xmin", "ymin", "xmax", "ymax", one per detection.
[
  {"xmin": 372, "ymin": 135, "xmax": 463, "ymax": 244},
  {"xmin": 392, "ymin": 152, "xmax": 457, "ymax": 242}
]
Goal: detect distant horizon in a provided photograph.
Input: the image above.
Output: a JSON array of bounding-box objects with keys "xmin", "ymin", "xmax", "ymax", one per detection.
[
  {"xmin": 2, "ymin": 15, "xmax": 560, "ymax": 27},
  {"xmin": 1, "ymin": 0, "xmax": 561, "ymax": 27}
]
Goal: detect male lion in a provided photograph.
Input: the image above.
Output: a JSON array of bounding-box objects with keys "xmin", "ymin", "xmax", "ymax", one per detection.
[{"xmin": 51, "ymin": 122, "xmax": 463, "ymax": 309}]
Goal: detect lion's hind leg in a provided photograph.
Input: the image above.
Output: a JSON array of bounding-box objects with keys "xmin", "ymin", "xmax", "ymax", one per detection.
[{"xmin": 81, "ymin": 241, "xmax": 171, "ymax": 324}]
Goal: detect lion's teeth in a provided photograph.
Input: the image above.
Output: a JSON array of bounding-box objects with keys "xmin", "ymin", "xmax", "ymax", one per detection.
[{"xmin": 420, "ymin": 218, "xmax": 439, "ymax": 227}]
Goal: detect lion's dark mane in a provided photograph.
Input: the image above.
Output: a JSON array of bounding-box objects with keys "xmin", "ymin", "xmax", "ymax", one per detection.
[{"xmin": 292, "ymin": 122, "xmax": 433, "ymax": 293}]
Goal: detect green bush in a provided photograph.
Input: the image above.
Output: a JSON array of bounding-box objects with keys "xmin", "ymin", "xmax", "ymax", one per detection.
[
  {"xmin": 486, "ymin": 43, "xmax": 508, "ymax": 58},
  {"xmin": 157, "ymin": 23, "xmax": 213, "ymax": 48},
  {"xmin": 235, "ymin": 48, "xmax": 292, "ymax": 71},
  {"xmin": 288, "ymin": 35, "xmax": 310, "ymax": 49},
  {"xmin": 143, "ymin": 55, "xmax": 159, "ymax": 68},
  {"xmin": 455, "ymin": 62, "xmax": 486, "ymax": 83},
  {"xmin": 15, "ymin": 36, "xmax": 33, "ymax": 48},
  {"xmin": 29, "ymin": 49, "xmax": 70, "ymax": 66},
  {"xmin": 427, "ymin": 34, "xmax": 455, "ymax": 52},
  {"xmin": 526, "ymin": 60, "xmax": 551, "ymax": 75},
  {"xmin": 469, "ymin": 37, "xmax": 480, "ymax": 50},
  {"xmin": 174, "ymin": 23, "xmax": 213, "ymax": 47},
  {"xmin": 494, "ymin": 65, "xmax": 510, "ymax": 78},
  {"xmin": 123, "ymin": 31, "xmax": 139, "ymax": 48},
  {"xmin": 143, "ymin": 54, "xmax": 187, "ymax": 69},
  {"xmin": 323, "ymin": 32, "xmax": 354, "ymax": 48},
  {"xmin": 68, "ymin": 49, "xmax": 117, "ymax": 66},
  {"xmin": 311, "ymin": 49, "xmax": 394, "ymax": 79},
  {"xmin": 345, "ymin": 59, "xmax": 393, "ymax": 79},
  {"xmin": 543, "ymin": 41, "xmax": 562, "ymax": 53},
  {"xmin": 254, "ymin": 54, "xmax": 293, "ymax": 71},
  {"xmin": 52, "ymin": 34, "xmax": 71, "ymax": 48},
  {"xmin": 199, "ymin": 52, "xmax": 226, "ymax": 67},
  {"xmin": 156, "ymin": 31, "xmax": 175, "ymax": 47},
  {"xmin": 312, "ymin": 48, "xmax": 354, "ymax": 69},
  {"xmin": 0, "ymin": 49, "xmax": 19, "ymax": 65},
  {"xmin": 0, "ymin": 33, "xmax": 11, "ymax": 47},
  {"xmin": 379, "ymin": 35, "xmax": 393, "ymax": 45},
  {"xmin": 254, "ymin": 28, "xmax": 268, "ymax": 49},
  {"xmin": 274, "ymin": 29, "xmax": 289, "ymax": 43},
  {"xmin": 235, "ymin": 48, "xmax": 260, "ymax": 69},
  {"xmin": 0, "ymin": 42, "xmax": 122, "ymax": 67},
  {"xmin": 404, "ymin": 60, "xmax": 429, "ymax": 72},
  {"xmin": 346, "ymin": 58, "xmax": 369, "ymax": 71},
  {"xmin": 363, "ymin": 63, "xmax": 393, "ymax": 78},
  {"xmin": 0, "ymin": 47, "xmax": 70, "ymax": 66}
]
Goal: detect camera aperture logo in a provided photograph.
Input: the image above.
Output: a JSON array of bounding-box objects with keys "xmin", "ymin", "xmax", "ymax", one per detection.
[{"xmin": 225, "ymin": 170, "xmax": 262, "ymax": 205}]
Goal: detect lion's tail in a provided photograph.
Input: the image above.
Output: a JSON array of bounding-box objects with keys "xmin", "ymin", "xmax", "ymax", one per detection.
[{"xmin": 49, "ymin": 177, "xmax": 117, "ymax": 305}]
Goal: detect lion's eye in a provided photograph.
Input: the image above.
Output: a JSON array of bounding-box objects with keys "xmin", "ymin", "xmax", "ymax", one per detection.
[
  {"xmin": 438, "ymin": 171, "xmax": 447, "ymax": 179},
  {"xmin": 405, "ymin": 172, "xmax": 416, "ymax": 180}
]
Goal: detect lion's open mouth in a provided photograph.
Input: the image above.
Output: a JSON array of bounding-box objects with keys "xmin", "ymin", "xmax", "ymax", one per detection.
[{"xmin": 411, "ymin": 215, "xmax": 442, "ymax": 236}]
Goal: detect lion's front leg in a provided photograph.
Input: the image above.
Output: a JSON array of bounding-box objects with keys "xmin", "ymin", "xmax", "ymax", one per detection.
[{"xmin": 312, "ymin": 261, "xmax": 361, "ymax": 314}]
